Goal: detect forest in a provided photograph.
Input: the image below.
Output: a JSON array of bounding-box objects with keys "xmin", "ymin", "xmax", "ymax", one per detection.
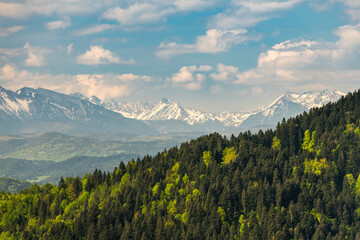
[{"xmin": 1, "ymin": 90, "xmax": 360, "ymax": 239}]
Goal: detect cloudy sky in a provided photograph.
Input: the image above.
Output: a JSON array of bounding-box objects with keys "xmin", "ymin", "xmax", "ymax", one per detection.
[{"xmin": 0, "ymin": 0, "xmax": 359, "ymax": 112}]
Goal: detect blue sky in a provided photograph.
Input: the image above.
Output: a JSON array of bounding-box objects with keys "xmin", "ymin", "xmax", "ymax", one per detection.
[{"xmin": 0, "ymin": 0, "xmax": 359, "ymax": 112}]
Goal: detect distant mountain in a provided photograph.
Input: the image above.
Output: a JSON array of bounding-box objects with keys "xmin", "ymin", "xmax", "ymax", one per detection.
[
  {"xmin": 1, "ymin": 86, "xmax": 344, "ymax": 135},
  {"xmin": 78, "ymin": 89, "xmax": 346, "ymax": 133},
  {"xmin": 0, "ymin": 86, "xmax": 158, "ymax": 136},
  {"xmin": 240, "ymin": 90, "xmax": 346, "ymax": 129}
]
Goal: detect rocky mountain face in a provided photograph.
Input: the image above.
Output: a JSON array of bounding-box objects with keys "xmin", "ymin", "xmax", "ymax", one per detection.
[{"xmin": 0, "ymin": 86, "xmax": 158, "ymax": 136}]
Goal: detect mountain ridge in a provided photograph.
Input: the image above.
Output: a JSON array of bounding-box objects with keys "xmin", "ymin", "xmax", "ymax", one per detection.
[
  {"xmin": 0, "ymin": 86, "xmax": 159, "ymax": 136},
  {"xmin": 76, "ymin": 89, "xmax": 346, "ymax": 133}
]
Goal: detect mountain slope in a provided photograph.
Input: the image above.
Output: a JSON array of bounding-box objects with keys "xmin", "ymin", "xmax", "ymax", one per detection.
[
  {"xmin": 1, "ymin": 89, "xmax": 360, "ymax": 239},
  {"xmin": 0, "ymin": 86, "xmax": 158, "ymax": 136}
]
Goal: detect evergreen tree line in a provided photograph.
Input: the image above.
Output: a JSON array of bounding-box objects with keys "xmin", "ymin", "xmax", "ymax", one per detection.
[{"xmin": 1, "ymin": 90, "xmax": 360, "ymax": 239}]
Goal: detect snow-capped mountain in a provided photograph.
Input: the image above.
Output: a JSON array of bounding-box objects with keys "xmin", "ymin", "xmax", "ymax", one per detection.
[
  {"xmin": 239, "ymin": 90, "xmax": 346, "ymax": 129},
  {"xmin": 77, "ymin": 89, "xmax": 345, "ymax": 133},
  {"xmin": 0, "ymin": 86, "xmax": 158, "ymax": 135}
]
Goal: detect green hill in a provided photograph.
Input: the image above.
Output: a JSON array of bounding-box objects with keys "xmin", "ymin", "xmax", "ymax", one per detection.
[
  {"xmin": 0, "ymin": 178, "xmax": 31, "ymax": 193},
  {"xmin": 0, "ymin": 132, "xmax": 183, "ymax": 162},
  {"xmin": 1, "ymin": 90, "xmax": 360, "ymax": 239}
]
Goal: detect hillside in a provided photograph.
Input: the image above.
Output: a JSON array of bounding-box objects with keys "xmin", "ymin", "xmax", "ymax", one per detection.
[
  {"xmin": 0, "ymin": 178, "xmax": 31, "ymax": 193},
  {"xmin": 1, "ymin": 90, "xmax": 360, "ymax": 239},
  {"xmin": 0, "ymin": 132, "xmax": 184, "ymax": 162}
]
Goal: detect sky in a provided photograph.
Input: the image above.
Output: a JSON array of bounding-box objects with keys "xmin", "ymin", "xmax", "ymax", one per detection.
[{"xmin": 0, "ymin": 0, "xmax": 359, "ymax": 112}]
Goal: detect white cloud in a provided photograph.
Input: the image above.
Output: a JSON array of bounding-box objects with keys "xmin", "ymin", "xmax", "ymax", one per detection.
[
  {"xmin": 210, "ymin": 63, "xmax": 240, "ymax": 81},
  {"xmin": 209, "ymin": 0, "xmax": 304, "ymax": 30},
  {"xmin": 45, "ymin": 18, "xmax": 71, "ymax": 30},
  {"xmin": 66, "ymin": 43, "xmax": 73, "ymax": 54},
  {"xmin": 336, "ymin": 0, "xmax": 360, "ymax": 21},
  {"xmin": 171, "ymin": 65, "xmax": 212, "ymax": 90},
  {"xmin": 117, "ymin": 73, "xmax": 151, "ymax": 82},
  {"xmin": 0, "ymin": 63, "xmax": 154, "ymax": 99},
  {"xmin": 102, "ymin": 1, "xmax": 219, "ymax": 26},
  {"xmin": 156, "ymin": 29, "xmax": 259, "ymax": 59},
  {"xmin": 76, "ymin": 45, "xmax": 135, "ymax": 65},
  {"xmin": 74, "ymin": 24, "xmax": 115, "ymax": 36},
  {"xmin": 233, "ymin": 23, "xmax": 360, "ymax": 89},
  {"xmin": 0, "ymin": 0, "xmax": 114, "ymax": 19},
  {"xmin": 0, "ymin": 26, "xmax": 24, "ymax": 37},
  {"xmin": 0, "ymin": 42, "xmax": 51, "ymax": 67},
  {"xmin": 103, "ymin": 3, "xmax": 174, "ymax": 26}
]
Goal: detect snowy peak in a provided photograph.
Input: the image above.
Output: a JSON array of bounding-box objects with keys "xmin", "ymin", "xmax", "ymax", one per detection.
[
  {"xmin": 279, "ymin": 89, "xmax": 345, "ymax": 110},
  {"xmin": 0, "ymin": 86, "xmax": 158, "ymax": 135},
  {"xmin": 98, "ymin": 89, "xmax": 345, "ymax": 131}
]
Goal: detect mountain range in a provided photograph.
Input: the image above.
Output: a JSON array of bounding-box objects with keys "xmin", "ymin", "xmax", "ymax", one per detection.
[
  {"xmin": 0, "ymin": 86, "xmax": 346, "ymax": 135},
  {"xmin": 0, "ymin": 86, "xmax": 158, "ymax": 136},
  {"xmin": 73, "ymin": 89, "xmax": 346, "ymax": 134}
]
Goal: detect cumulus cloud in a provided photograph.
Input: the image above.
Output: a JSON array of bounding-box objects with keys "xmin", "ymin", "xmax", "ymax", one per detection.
[
  {"xmin": 0, "ymin": 63, "xmax": 154, "ymax": 99},
  {"xmin": 73, "ymin": 24, "xmax": 115, "ymax": 36},
  {"xmin": 0, "ymin": 26, "xmax": 24, "ymax": 37},
  {"xmin": 171, "ymin": 65, "xmax": 212, "ymax": 90},
  {"xmin": 210, "ymin": 64, "xmax": 241, "ymax": 81},
  {"xmin": 0, "ymin": 42, "xmax": 51, "ymax": 67},
  {"xmin": 156, "ymin": 29, "xmax": 259, "ymax": 59},
  {"xmin": 233, "ymin": 23, "xmax": 360, "ymax": 89},
  {"xmin": 45, "ymin": 18, "xmax": 71, "ymax": 30},
  {"xmin": 76, "ymin": 45, "xmax": 135, "ymax": 65}
]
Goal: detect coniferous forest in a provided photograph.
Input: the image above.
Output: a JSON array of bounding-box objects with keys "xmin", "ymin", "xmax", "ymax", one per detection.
[{"xmin": 1, "ymin": 90, "xmax": 360, "ymax": 239}]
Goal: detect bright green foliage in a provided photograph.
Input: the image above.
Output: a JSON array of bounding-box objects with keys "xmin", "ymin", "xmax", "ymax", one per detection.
[
  {"xmin": 167, "ymin": 200, "xmax": 177, "ymax": 215},
  {"xmin": 81, "ymin": 178, "xmax": 88, "ymax": 191},
  {"xmin": 141, "ymin": 205, "xmax": 147, "ymax": 214},
  {"xmin": 199, "ymin": 174, "xmax": 205, "ymax": 181},
  {"xmin": 271, "ymin": 136, "xmax": 281, "ymax": 151},
  {"xmin": 171, "ymin": 173, "xmax": 180, "ymax": 185},
  {"xmin": 150, "ymin": 201, "xmax": 157, "ymax": 214},
  {"xmin": 152, "ymin": 183, "xmax": 159, "ymax": 196},
  {"xmin": 222, "ymin": 147, "xmax": 237, "ymax": 165},
  {"xmin": 165, "ymin": 219, "xmax": 174, "ymax": 228},
  {"xmin": 356, "ymin": 174, "xmax": 360, "ymax": 197},
  {"xmin": 239, "ymin": 223, "xmax": 245, "ymax": 236},
  {"xmin": 304, "ymin": 158, "xmax": 329, "ymax": 175},
  {"xmin": 120, "ymin": 172, "xmax": 130, "ymax": 186},
  {"xmin": 217, "ymin": 206, "xmax": 226, "ymax": 223},
  {"xmin": 346, "ymin": 174, "xmax": 355, "ymax": 188},
  {"xmin": 311, "ymin": 208, "xmax": 321, "ymax": 223},
  {"xmin": 302, "ymin": 130, "xmax": 316, "ymax": 152},
  {"xmin": 181, "ymin": 209, "xmax": 188, "ymax": 223},
  {"xmin": 182, "ymin": 173, "xmax": 189, "ymax": 184},
  {"xmin": 355, "ymin": 208, "xmax": 360, "ymax": 218},
  {"xmin": 165, "ymin": 183, "xmax": 174, "ymax": 197},
  {"xmin": 239, "ymin": 214, "xmax": 245, "ymax": 224},
  {"xmin": 202, "ymin": 151, "xmax": 213, "ymax": 167},
  {"xmin": 171, "ymin": 162, "xmax": 180, "ymax": 173},
  {"xmin": 192, "ymin": 189, "xmax": 201, "ymax": 199},
  {"xmin": 178, "ymin": 188, "xmax": 185, "ymax": 196},
  {"xmin": 355, "ymin": 127, "xmax": 360, "ymax": 136},
  {"xmin": 344, "ymin": 123, "xmax": 355, "ymax": 133}
]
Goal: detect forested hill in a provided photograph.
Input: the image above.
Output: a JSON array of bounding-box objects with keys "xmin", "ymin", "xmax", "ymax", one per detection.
[{"xmin": 1, "ymin": 90, "xmax": 360, "ymax": 239}]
